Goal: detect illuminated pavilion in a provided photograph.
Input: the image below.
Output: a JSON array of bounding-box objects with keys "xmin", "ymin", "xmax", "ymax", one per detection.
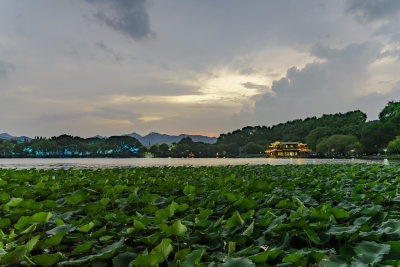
[{"xmin": 265, "ymin": 141, "xmax": 311, "ymax": 158}]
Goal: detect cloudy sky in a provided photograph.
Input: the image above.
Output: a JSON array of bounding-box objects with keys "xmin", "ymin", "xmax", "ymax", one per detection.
[{"xmin": 1, "ymin": 0, "xmax": 400, "ymax": 137}]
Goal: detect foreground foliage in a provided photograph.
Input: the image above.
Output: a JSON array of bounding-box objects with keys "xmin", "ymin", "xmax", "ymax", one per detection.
[{"xmin": 1, "ymin": 164, "xmax": 400, "ymax": 266}]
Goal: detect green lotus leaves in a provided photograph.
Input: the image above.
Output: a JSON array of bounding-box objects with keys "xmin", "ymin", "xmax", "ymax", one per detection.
[
  {"xmin": 112, "ymin": 251, "xmax": 137, "ymax": 267},
  {"xmin": 32, "ymin": 252, "xmax": 63, "ymax": 267},
  {"xmin": 0, "ymin": 218, "xmax": 10, "ymax": 229},
  {"xmin": 282, "ymin": 252, "xmax": 305, "ymax": 263},
  {"xmin": 99, "ymin": 235, "xmax": 113, "ymax": 241},
  {"xmin": 155, "ymin": 201, "xmax": 180, "ymax": 222},
  {"xmin": 20, "ymin": 223, "xmax": 38, "ymax": 235},
  {"xmin": 353, "ymin": 216, "xmax": 370, "ymax": 226},
  {"xmin": 183, "ymin": 184, "xmax": 195, "ymax": 195},
  {"xmin": 380, "ymin": 219, "xmax": 400, "ymax": 239},
  {"xmin": 141, "ymin": 232, "xmax": 160, "ymax": 245},
  {"xmin": 5, "ymin": 197, "xmax": 23, "ymax": 207},
  {"xmin": 46, "ymin": 224, "xmax": 75, "ymax": 235},
  {"xmin": 0, "ymin": 246, "xmax": 28, "ymax": 264},
  {"xmin": 77, "ymin": 221, "xmax": 95, "ymax": 233},
  {"xmin": 14, "ymin": 215, "xmax": 31, "ymax": 230},
  {"xmin": 235, "ymin": 198, "xmax": 258, "ymax": 210},
  {"xmin": 171, "ymin": 220, "xmax": 188, "ymax": 236},
  {"xmin": 182, "ymin": 249, "xmax": 205, "ymax": 267},
  {"xmin": 361, "ymin": 205, "xmax": 383, "ymax": 216},
  {"xmin": 221, "ymin": 257, "xmax": 255, "ymax": 267},
  {"xmin": 65, "ymin": 192, "xmax": 85, "ymax": 205},
  {"xmin": 90, "ymin": 237, "xmax": 124, "ymax": 259},
  {"xmin": 71, "ymin": 241, "xmax": 95, "ymax": 255},
  {"xmin": 174, "ymin": 248, "xmax": 191, "ymax": 262},
  {"xmin": 242, "ymin": 220, "xmax": 254, "ymax": 236},
  {"xmin": 225, "ymin": 193, "xmax": 239, "ymax": 202},
  {"xmin": 332, "ymin": 208, "xmax": 350, "ymax": 219},
  {"xmin": 31, "ymin": 211, "xmax": 53, "ymax": 224},
  {"xmin": 327, "ymin": 226, "xmax": 358, "ymax": 236},
  {"xmin": 384, "ymin": 241, "xmax": 400, "ymax": 262},
  {"xmin": 199, "ymin": 208, "xmax": 213, "ymax": 220},
  {"xmin": 320, "ymin": 256, "xmax": 348, "ymax": 267},
  {"xmin": 2, "ymin": 165, "xmax": 400, "ymax": 265},
  {"xmin": 226, "ymin": 210, "xmax": 244, "ymax": 229},
  {"xmin": 248, "ymin": 248, "xmax": 282, "ymax": 263},
  {"xmin": 41, "ymin": 232, "xmax": 66, "ymax": 248},
  {"xmin": 132, "ymin": 238, "xmax": 173, "ymax": 266},
  {"xmin": 0, "ymin": 192, "xmax": 10, "ymax": 203},
  {"xmin": 133, "ymin": 219, "xmax": 146, "ymax": 230},
  {"xmin": 352, "ymin": 241, "xmax": 390, "ymax": 265},
  {"xmin": 177, "ymin": 202, "xmax": 189, "ymax": 212},
  {"xmin": 25, "ymin": 235, "xmax": 41, "ymax": 252},
  {"xmin": 304, "ymin": 228, "xmax": 321, "ymax": 244}
]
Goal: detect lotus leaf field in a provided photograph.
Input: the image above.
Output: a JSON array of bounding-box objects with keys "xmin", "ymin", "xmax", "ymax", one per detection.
[{"xmin": 2, "ymin": 164, "xmax": 400, "ymax": 266}]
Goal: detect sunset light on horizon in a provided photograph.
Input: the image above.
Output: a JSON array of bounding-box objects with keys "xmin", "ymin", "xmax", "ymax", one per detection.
[{"xmin": 0, "ymin": 0, "xmax": 399, "ymax": 138}]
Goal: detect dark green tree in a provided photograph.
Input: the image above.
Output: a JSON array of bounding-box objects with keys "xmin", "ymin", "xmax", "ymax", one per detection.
[
  {"xmin": 241, "ymin": 142, "xmax": 264, "ymax": 154},
  {"xmin": 149, "ymin": 144, "xmax": 159, "ymax": 157},
  {"xmin": 158, "ymin": 143, "xmax": 170, "ymax": 157},
  {"xmin": 316, "ymin": 135, "xmax": 361, "ymax": 156},
  {"xmin": 305, "ymin": 127, "xmax": 333, "ymax": 150},
  {"xmin": 387, "ymin": 136, "xmax": 400, "ymax": 154},
  {"xmin": 360, "ymin": 122, "xmax": 397, "ymax": 154},
  {"xmin": 379, "ymin": 101, "xmax": 400, "ymax": 123}
]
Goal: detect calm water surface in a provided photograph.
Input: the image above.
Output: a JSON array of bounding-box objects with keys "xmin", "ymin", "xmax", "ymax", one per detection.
[{"xmin": 0, "ymin": 158, "xmax": 396, "ymax": 169}]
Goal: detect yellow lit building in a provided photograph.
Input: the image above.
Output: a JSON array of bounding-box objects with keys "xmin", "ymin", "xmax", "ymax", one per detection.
[{"xmin": 265, "ymin": 141, "xmax": 311, "ymax": 158}]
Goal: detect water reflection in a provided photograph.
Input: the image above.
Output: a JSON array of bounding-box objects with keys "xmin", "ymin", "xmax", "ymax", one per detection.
[{"xmin": 0, "ymin": 157, "xmax": 398, "ymax": 170}]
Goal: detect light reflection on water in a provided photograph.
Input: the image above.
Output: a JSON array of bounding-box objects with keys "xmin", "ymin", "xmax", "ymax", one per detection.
[{"xmin": 0, "ymin": 158, "xmax": 397, "ymax": 170}]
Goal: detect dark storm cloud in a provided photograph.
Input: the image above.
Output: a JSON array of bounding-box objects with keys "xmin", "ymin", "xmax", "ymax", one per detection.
[
  {"xmin": 269, "ymin": 42, "xmax": 381, "ymax": 96},
  {"xmin": 375, "ymin": 23, "xmax": 400, "ymax": 43},
  {"xmin": 346, "ymin": 0, "xmax": 400, "ymax": 21},
  {"xmin": 0, "ymin": 60, "xmax": 14, "ymax": 78},
  {"xmin": 253, "ymin": 42, "xmax": 382, "ymax": 124},
  {"xmin": 86, "ymin": 0, "xmax": 152, "ymax": 40}
]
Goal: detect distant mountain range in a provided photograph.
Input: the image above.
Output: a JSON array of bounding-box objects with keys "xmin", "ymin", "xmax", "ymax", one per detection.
[
  {"xmin": 0, "ymin": 133, "xmax": 32, "ymax": 142},
  {"xmin": 0, "ymin": 132, "xmax": 217, "ymax": 145},
  {"xmin": 125, "ymin": 132, "xmax": 217, "ymax": 146},
  {"xmin": 90, "ymin": 135, "xmax": 107, "ymax": 139}
]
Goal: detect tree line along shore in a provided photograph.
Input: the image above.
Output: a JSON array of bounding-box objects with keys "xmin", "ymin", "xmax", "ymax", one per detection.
[{"xmin": 1, "ymin": 101, "xmax": 400, "ymax": 158}]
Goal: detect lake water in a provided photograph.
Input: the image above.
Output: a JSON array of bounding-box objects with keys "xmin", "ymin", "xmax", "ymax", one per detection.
[{"xmin": 0, "ymin": 158, "xmax": 395, "ymax": 169}]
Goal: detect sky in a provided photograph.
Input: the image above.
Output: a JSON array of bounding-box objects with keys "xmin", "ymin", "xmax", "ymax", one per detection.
[{"xmin": 0, "ymin": 0, "xmax": 400, "ymax": 138}]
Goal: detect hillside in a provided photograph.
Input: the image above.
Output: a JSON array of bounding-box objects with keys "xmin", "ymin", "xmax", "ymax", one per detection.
[
  {"xmin": 217, "ymin": 110, "xmax": 368, "ymax": 150},
  {"xmin": 0, "ymin": 133, "xmax": 32, "ymax": 142},
  {"xmin": 125, "ymin": 132, "xmax": 217, "ymax": 145}
]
